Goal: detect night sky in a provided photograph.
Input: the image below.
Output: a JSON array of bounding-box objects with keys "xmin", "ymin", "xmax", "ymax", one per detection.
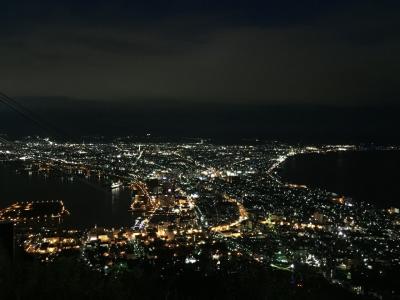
[{"xmin": 0, "ymin": 1, "xmax": 399, "ymax": 142}]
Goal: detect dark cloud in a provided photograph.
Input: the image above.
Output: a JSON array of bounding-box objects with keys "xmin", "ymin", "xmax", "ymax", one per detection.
[{"xmin": 0, "ymin": 1, "xmax": 399, "ymax": 140}]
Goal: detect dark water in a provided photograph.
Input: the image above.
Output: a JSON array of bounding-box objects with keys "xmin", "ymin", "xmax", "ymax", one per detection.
[
  {"xmin": 279, "ymin": 150, "xmax": 400, "ymax": 208},
  {"xmin": 0, "ymin": 162, "xmax": 134, "ymax": 229}
]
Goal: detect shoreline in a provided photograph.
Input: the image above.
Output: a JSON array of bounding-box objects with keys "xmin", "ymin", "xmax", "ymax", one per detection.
[{"xmin": 276, "ymin": 149, "xmax": 400, "ymax": 209}]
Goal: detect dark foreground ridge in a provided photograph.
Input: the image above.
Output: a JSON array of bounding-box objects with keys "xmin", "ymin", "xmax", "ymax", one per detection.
[{"xmin": 0, "ymin": 246, "xmax": 365, "ymax": 300}]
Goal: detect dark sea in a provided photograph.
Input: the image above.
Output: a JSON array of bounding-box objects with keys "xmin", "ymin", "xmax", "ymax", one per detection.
[
  {"xmin": 0, "ymin": 162, "xmax": 134, "ymax": 229},
  {"xmin": 279, "ymin": 150, "xmax": 400, "ymax": 208}
]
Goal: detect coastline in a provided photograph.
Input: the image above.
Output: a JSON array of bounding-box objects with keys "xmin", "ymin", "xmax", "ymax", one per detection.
[{"xmin": 276, "ymin": 149, "xmax": 400, "ymax": 208}]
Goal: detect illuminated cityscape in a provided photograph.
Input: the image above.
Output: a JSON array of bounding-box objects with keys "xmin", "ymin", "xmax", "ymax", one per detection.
[
  {"xmin": 1, "ymin": 139, "xmax": 399, "ymax": 298},
  {"xmin": 1, "ymin": 1, "xmax": 400, "ymax": 299}
]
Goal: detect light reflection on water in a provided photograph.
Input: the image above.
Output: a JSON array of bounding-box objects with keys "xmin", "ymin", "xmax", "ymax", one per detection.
[{"xmin": 0, "ymin": 162, "xmax": 134, "ymax": 229}]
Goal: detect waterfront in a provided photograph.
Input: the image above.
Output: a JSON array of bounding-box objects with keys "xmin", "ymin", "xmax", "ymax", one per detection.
[
  {"xmin": 2, "ymin": 149, "xmax": 399, "ymax": 230},
  {"xmin": 0, "ymin": 162, "xmax": 133, "ymax": 229},
  {"xmin": 279, "ymin": 150, "xmax": 400, "ymax": 208},
  {"xmin": 1, "ymin": 141, "xmax": 400, "ymax": 298}
]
